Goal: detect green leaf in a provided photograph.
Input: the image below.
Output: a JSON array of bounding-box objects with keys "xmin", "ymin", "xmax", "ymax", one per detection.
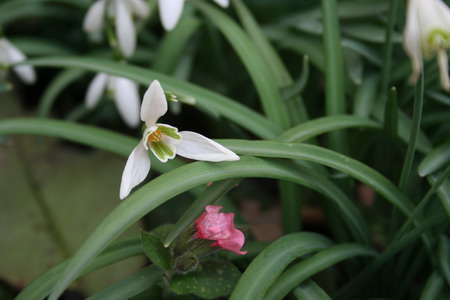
[
  {"xmin": 420, "ymin": 272, "xmax": 444, "ymax": 300},
  {"xmin": 0, "ymin": 118, "xmax": 183, "ymax": 174},
  {"xmin": 140, "ymin": 231, "xmax": 171, "ymax": 270},
  {"xmin": 336, "ymin": 209, "xmax": 447, "ymax": 299},
  {"xmin": 399, "ymin": 72, "xmax": 424, "ymax": 190},
  {"xmin": 266, "ymin": 29, "xmax": 324, "ymax": 71},
  {"xmin": 26, "ymin": 56, "xmax": 280, "ymax": 139},
  {"xmin": 38, "ymin": 69, "xmax": 85, "ymax": 117},
  {"xmin": 265, "ymin": 244, "xmax": 377, "ymax": 300},
  {"xmin": 193, "ymin": 0, "xmax": 290, "ymax": 129},
  {"xmin": 418, "ymin": 141, "xmax": 450, "ymax": 176},
  {"xmin": 11, "ymin": 37, "xmax": 74, "ymax": 56},
  {"xmin": 230, "ymin": 232, "xmax": 333, "ymax": 300},
  {"xmin": 353, "ymin": 75, "xmax": 378, "ymax": 117},
  {"xmin": 383, "ymin": 87, "xmax": 398, "ymax": 139},
  {"xmin": 294, "ymin": 280, "xmax": 332, "ymax": 300},
  {"xmin": 321, "ymin": 0, "xmax": 347, "ymax": 153},
  {"xmin": 279, "ymin": 115, "xmax": 380, "ymax": 143},
  {"xmin": 153, "ymin": 15, "xmax": 201, "ymax": 74},
  {"xmin": 221, "ymin": 140, "xmax": 415, "ymax": 216},
  {"xmin": 86, "ymin": 266, "xmax": 163, "ymax": 300},
  {"xmin": 342, "ymin": 23, "xmax": 402, "ymax": 44},
  {"xmin": 372, "ymin": 97, "xmax": 432, "ymax": 154},
  {"xmin": 428, "ymin": 172, "xmax": 450, "ymax": 217},
  {"xmin": 438, "ymin": 236, "xmax": 450, "ymax": 287},
  {"xmin": 16, "ymin": 237, "xmax": 143, "ymax": 300},
  {"xmin": 170, "ymin": 261, "xmax": 241, "ymax": 299}
]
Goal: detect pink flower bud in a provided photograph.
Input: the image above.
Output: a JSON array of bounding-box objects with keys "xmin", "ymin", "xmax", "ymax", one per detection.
[{"xmin": 195, "ymin": 205, "xmax": 247, "ymax": 255}]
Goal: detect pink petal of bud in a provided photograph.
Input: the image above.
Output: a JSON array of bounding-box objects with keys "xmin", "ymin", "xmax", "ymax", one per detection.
[
  {"xmin": 194, "ymin": 205, "xmax": 247, "ymax": 255},
  {"xmin": 212, "ymin": 229, "xmax": 248, "ymax": 255}
]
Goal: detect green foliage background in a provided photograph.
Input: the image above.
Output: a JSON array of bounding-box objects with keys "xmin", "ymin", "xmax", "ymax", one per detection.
[{"xmin": 1, "ymin": 0, "xmax": 450, "ymax": 299}]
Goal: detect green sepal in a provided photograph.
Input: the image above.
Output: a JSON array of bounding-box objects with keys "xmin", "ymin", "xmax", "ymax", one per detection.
[
  {"xmin": 170, "ymin": 261, "xmax": 241, "ymax": 299},
  {"xmin": 172, "ymin": 253, "xmax": 200, "ymax": 275},
  {"xmin": 140, "ymin": 231, "xmax": 171, "ymax": 270}
]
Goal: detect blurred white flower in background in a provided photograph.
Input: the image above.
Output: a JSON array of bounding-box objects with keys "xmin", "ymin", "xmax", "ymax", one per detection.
[
  {"xmin": 0, "ymin": 37, "xmax": 36, "ymax": 84},
  {"xmin": 158, "ymin": 0, "xmax": 229, "ymax": 31},
  {"xmin": 403, "ymin": 0, "xmax": 450, "ymax": 90},
  {"xmin": 83, "ymin": 0, "xmax": 149, "ymax": 57},
  {"xmin": 85, "ymin": 73, "xmax": 141, "ymax": 128},
  {"xmin": 120, "ymin": 80, "xmax": 239, "ymax": 199}
]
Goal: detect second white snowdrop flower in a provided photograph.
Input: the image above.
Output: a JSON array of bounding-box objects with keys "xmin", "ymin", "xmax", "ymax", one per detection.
[
  {"xmin": 83, "ymin": 0, "xmax": 149, "ymax": 57},
  {"xmin": 0, "ymin": 37, "xmax": 36, "ymax": 84},
  {"xmin": 120, "ymin": 80, "xmax": 239, "ymax": 199},
  {"xmin": 85, "ymin": 73, "xmax": 140, "ymax": 127},
  {"xmin": 158, "ymin": 0, "xmax": 229, "ymax": 31},
  {"xmin": 403, "ymin": 0, "xmax": 450, "ymax": 90}
]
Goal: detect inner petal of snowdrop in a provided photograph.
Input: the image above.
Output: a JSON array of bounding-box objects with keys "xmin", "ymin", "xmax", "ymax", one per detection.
[
  {"xmin": 143, "ymin": 124, "xmax": 181, "ymax": 162},
  {"xmin": 425, "ymin": 29, "xmax": 450, "ymax": 56}
]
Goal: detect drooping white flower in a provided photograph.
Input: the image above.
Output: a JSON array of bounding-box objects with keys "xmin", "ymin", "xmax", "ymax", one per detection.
[
  {"xmin": 0, "ymin": 38, "xmax": 36, "ymax": 84},
  {"xmin": 158, "ymin": 0, "xmax": 229, "ymax": 31},
  {"xmin": 403, "ymin": 0, "xmax": 450, "ymax": 90},
  {"xmin": 120, "ymin": 80, "xmax": 239, "ymax": 199},
  {"xmin": 83, "ymin": 0, "xmax": 149, "ymax": 57},
  {"xmin": 85, "ymin": 73, "xmax": 140, "ymax": 127}
]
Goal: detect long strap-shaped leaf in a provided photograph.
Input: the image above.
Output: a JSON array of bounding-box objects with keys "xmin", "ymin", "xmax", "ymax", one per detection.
[
  {"xmin": 221, "ymin": 140, "xmax": 415, "ymax": 215},
  {"xmin": 16, "ymin": 237, "xmax": 142, "ymax": 300},
  {"xmin": 294, "ymin": 280, "xmax": 332, "ymax": 300},
  {"xmin": 26, "ymin": 56, "xmax": 281, "ymax": 139},
  {"xmin": 229, "ymin": 232, "xmax": 333, "ymax": 300},
  {"xmin": 86, "ymin": 266, "xmax": 162, "ymax": 300},
  {"xmin": 193, "ymin": 0, "xmax": 290, "ymax": 129},
  {"xmin": 264, "ymin": 244, "xmax": 376, "ymax": 300}
]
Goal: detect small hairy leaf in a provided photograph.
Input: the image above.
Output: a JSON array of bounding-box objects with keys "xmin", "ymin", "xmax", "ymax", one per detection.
[
  {"xmin": 170, "ymin": 261, "xmax": 241, "ymax": 299},
  {"xmin": 140, "ymin": 231, "xmax": 171, "ymax": 270}
]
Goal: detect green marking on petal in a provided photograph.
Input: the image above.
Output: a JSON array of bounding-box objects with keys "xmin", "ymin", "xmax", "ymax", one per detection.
[
  {"xmin": 151, "ymin": 141, "xmax": 176, "ymax": 162},
  {"xmin": 158, "ymin": 125, "xmax": 181, "ymax": 140},
  {"xmin": 425, "ymin": 28, "xmax": 450, "ymax": 56}
]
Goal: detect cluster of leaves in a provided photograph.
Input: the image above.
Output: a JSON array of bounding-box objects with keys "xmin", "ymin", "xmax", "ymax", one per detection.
[
  {"xmin": 140, "ymin": 225, "xmax": 241, "ymax": 299},
  {"xmin": 1, "ymin": 0, "xmax": 450, "ymax": 299}
]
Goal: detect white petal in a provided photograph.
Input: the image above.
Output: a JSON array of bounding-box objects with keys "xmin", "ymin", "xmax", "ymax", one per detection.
[
  {"xmin": 13, "ymin": 64, "xmax": 36, "ymax": 85},
  {"xmin": 141, "ymin": 80, "xmax": 168, "ymax": 126},
  {"xmin": 83, "ymin": 0, "xmax": 106, "ymax": 32},
  {"xmin": 129, "ymin": 0, "xmax": 150, "ymax": 19},
  {"xmin": 116, "ymin": 0, "xmax": 136, "ymax": 57},
  {"xmin": 114, "ymin": 77, "xmax": 141, "ymax": 127},
  {"xmin": 436, "ymin": 0, "xmax": 450, "ymax": 28},
  {"xmin": 437, "ymin": 49, "xmax": 450, "ymax": 91},
  {"xmin": 403, "ymin": 0, "xmax": 422, "ymax": 84},
  {"xmin": 1, "ymin": 38, "xmax": 36, "ymax": 84},
  {"xmin": 158, "ymin": 0, "xmax": 185, "ymax": 31},
  {"xmin": 212, "ymin": 0, "xmax": 229, "ymax": 8},
  {"xmin": 85, "ymin": 73, "xmax": 108, "ymax": 109},
  {"xmin": 120, "ymin": 141, "xmax": 151, "ymax": 199},
  {"xmin": 176, "ymin": 131, "xmax": 240, "ymax": 162}
]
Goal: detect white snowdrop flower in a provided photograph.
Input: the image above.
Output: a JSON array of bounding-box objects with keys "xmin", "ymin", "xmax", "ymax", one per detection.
[
  {"xmin": 83, "ymin": 0, "xmax": 150, "ymax": 57},
  {"xmin": 0, "ymin": 38, "xmax": 36, "ymax": 84},
  {"xmin": 119, "ymin": 80, "xmax": 239, "ymax": 199},
  {"xmin": 158, "ymin": 0, "xmax": 229, "ymax": 31},
  {"xmin": 403, "ymin": 0, "xmax": 450, "ymax": 90},
  {"xmin": 85, "ymin": 73, "xmax": 140, "ymax": 127}
]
